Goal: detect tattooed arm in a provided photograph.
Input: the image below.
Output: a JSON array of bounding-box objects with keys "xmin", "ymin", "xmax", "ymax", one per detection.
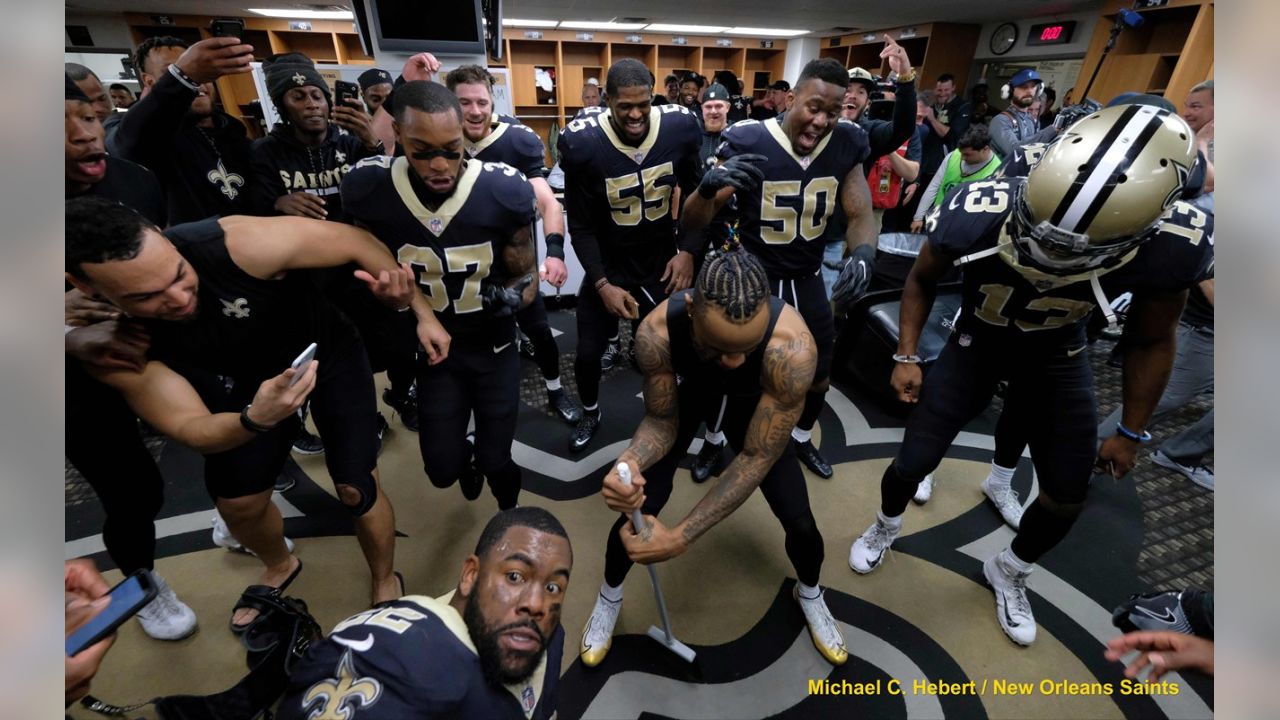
[
  {"xmin": 501, "ymin": 224, "xmax": 539, "ymax": 308},
  {"xmin": 617, "ymin": 309, "xmax": 679, "ymax": 472},
  {"xmin": 678, "ymin": 309, "xmax": 817, "ymax": 545}
]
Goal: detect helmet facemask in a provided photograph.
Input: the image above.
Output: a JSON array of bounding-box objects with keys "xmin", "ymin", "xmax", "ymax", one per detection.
[{"xmin": 1010, "ymin": 183, "xmax": 1154, "ymax": 275}]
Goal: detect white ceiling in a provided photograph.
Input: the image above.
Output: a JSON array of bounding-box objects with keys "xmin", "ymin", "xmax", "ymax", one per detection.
[{"xmin": 65, "ymin": 0, "xmax": 1102, "ymax": 36}]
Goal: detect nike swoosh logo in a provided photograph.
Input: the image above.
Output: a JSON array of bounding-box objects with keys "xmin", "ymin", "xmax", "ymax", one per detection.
[
  {"xmin": 949, "ymin": 192, "xmax": 963, "ymax": 210},
  {"xmin": 1066, "ymin": 345, "xmax": 1087, "ymax": 357},
  {"xmin": 1133, "ymin": 606, "xmax": 1178, "ymax": 624},
  {"xmin": 494, "ymin": 342, "xmax": 512, "ymax": 354},
  {"xmin": 333, "ymin": 634, "xmax": 375, "ymax": 653}
]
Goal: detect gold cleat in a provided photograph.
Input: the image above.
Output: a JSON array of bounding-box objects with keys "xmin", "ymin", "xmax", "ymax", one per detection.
[
  {"xmin": 580, "ymin": 592, "xmax": 622, "ymax": 667},
  {"xmin": 794, "ymin": 586, "xmax": 848, "ymax": 666}
]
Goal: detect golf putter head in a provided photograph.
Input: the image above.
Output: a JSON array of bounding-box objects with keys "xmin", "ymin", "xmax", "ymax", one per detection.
[{"xmin": 647, "ymin": 625, "xmax": 697, "ymax": 663}]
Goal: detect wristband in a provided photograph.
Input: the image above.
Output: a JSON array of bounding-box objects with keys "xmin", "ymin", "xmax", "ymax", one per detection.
[
  {"xmin": 239, "ymin": 405, "xmax": 275, "ymax": 433},
  {"xmin": 544, "ymin": 232, "xmax": 566, "ymax": 261},
  {"xmin": 167, "ymin": 63, "xmax": 201, "ymax": 92},
  {"xmin": 892, "ymin": 353, "xmax": 923, "ymax": 364},
  {"xmin": 1115, "ymin": 423, "xmax": 1152, "ymax": 443},
  {"xmin": 896, "ymin": 69, "xmax": 916, "ymax": 84},
  {"xmin": 594, "ymin": 277, "xmax": 610, "ymax": 291}
]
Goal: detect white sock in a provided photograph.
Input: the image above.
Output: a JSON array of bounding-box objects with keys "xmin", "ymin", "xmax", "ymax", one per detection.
[
  {"xmin": 1000, "ymin": 548, "xmax": 1033, "ymax": 573},
  {"xmin": 877, "ymin": 511, "xmax": 903, "ymax": 532},
  {"xmin": 584, "ymin": 403, "xmax": 599, "ymax": 413},
  {"xmin": 545, "ymin": 377, "xmax": 562, "ymax": 391},
  {"xmin": 704, "ymin": 430, "xmax": 725, "ymax": 446},
  {"xmin": 796, "ymin": 581, "xmax": 822, "ymax": 600},
  {"xmin": 988, "ymin": 462, "xmax": 1015, "ymax": 490},
  {"xmin": 791, "ymin": 427, "xmax": 813, "ymax": 443},
  {"xmin": 599, "ymin": 581, "xmax": 623, "ymax": 603}
]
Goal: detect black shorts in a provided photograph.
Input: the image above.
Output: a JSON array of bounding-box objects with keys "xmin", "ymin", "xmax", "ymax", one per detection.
[
  {"xmin": 414, "ymin": 339, "xmax": 521, "ymax": 483},
  {"xmin": 192, "ymin": 340, "xmax": 381, "ymax": 512},
  {"xmin": 768, "ymin": 270, "xmax": 834, "ymax": 385},
  {"xmin": 894, "ymin": 328, "xmax": 1097, "ymax": 504}
]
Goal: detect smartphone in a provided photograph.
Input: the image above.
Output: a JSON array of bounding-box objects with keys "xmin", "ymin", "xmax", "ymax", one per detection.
[
  {"xmin": 65, "ymin": 570, "xmax": 158, "ymax": 657},
  {"xmin": 288, "ymin": 342, "xmax": 318, "ymax": 387},
  {"xmin": 210, "ymin": 18, "xmax": 245, "ymax": 39},
  {"xmin": 334, "ymin": 80, "xmax": 360, "ymax": 110}
]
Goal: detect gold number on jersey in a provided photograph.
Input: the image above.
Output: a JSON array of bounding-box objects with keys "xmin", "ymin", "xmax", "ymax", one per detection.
[
  {"xmin": 962, "ymin": 180, "xmax": 1010, "ymax": 214},
  {"xmin": 397, "ymin": 242, "xmax": 495, "ymax": 314},
  {"xmin": 566, "ymin": 115, "xmax": 599, "ymax": 133},
  {"xmin": 605, "ymin": 162, "xmax": 674, "ymax": 226},
  {"xmin": 332, "ymin": 606, "xmax": 428, "ymax": 635},
  {"xmin": 760, "ymin": 177, "xmax": 840, "ymax": 244},
  {"xmin": 975, "ymin": 283, "xmax": 1095, "ymax": 331},
  {"xmin": 1162, "ymin": 203, "xmax": 1209, "ymax": 246}
]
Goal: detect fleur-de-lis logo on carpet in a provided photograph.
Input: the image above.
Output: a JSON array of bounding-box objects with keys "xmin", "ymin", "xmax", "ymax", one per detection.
[
  {"xmin": 220, "ymin": 297, "xmax": 251, "ymax": 319},
  {"xmin": 299, "ymin": 650, "xmax": 382, "ymax": 720},
  {"xmin": 207, "ymin": 160, "xmax": 244, "ymax": 200}
]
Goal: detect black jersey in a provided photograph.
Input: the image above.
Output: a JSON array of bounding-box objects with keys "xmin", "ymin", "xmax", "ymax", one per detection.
[
  {"xmin": 145, "ymin": 218, "xmax": 359, "ymax": 381},
  {"xmin": 465, "ymin": 114, "xmax": 548, "ymax": 179},
  {"xmin": 930, "ymin": 177, "xmax": 1214, "ymax": 344},
  {"xmin": 71, "ymin": 156, "xmax": 167, "ymax": 227},
  {"xmin": 717, "ymin": 115, "xmax": 870, "ymax": 277},
  {"xmin": 341, "ymin": 156, "xmax": 537, "ymax": 345},
  {"xmin": 277, "ymin": 595, "xmax": 562, "ymax": 720},
  {"xmin": 571, "ymin": 105, "xmax": 607, "ymax": 122},
  {"xmin": 556, "ymin": 104, "xmax": 701, "ymax": 286},
  {"xmin": 667, "ymin": 293, "xmax": 784, "ymax": 400}
]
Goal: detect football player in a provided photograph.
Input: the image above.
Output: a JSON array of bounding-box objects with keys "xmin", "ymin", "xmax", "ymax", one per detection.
[
  {"xmin": 278, "ymin": 507, "xmax": 571, "ymax": 720},
  {"xmin": 341, "ymin": 81, "xmax": 539, "ymax": 509},
  {"xmin": 445, "ymin": 65, "xmax": 581, "ymax": 425},
  {"xmin": 557, "ymin": 58, "xmax": 706, "ymax": 452},
  {"xmin": 847, "ymin": 104, "xmax": 1213, "ymax": 646},
  {"xmin": 580, "ymin": 249, "xmax": 848, "ymax": 667},
  {"xmin": 682, "ymin": 57, "xmax": 877, "ymax": 479}
]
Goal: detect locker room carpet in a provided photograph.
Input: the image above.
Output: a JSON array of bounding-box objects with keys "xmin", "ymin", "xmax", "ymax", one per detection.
[{"xmin": 65, "ymin": 310, "xmax": 1214, "ymax": 719}]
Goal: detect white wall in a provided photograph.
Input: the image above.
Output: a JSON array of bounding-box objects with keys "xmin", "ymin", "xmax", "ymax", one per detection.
[
  {"xmin": 65, "ymin": 12, "xmax": 134, "ymax": 49},
  {"xmin": 782, "ymin": 37, "xmax": 820, "ymax": 84}
]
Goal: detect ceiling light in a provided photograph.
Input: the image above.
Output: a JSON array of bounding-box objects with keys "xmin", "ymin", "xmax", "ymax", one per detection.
[
  {"xmin": 249, "ymin": 8, "xmax": 354, "ymax": 19},
  {"xmin": 724, "ymin": 27, "xmax": 810, "ymax": 37},
  {"xmin": 644, "ymin": 23, "xmax": 728, "ymax": 34},
  {"xmin": 502, "ymin": 18, "xmax": 559, "ymax": 28},
  {"xmin": 559, "ymin": 21, "xmax": 648, "ymax": 31}
]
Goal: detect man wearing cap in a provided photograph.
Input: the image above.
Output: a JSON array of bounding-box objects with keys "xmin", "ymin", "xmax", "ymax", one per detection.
[
  {"xmin": 679, "ymin": 72, "xmax": 704, "ymax": 119},
  {"xmin": 988, "ymin": 68, "xmax": 1058, "ymax": 161},
  {"xmin": 751, "ymin": 80, "xmax": 791, "ymax": 120},
  {"xmin": 359, "ymin": 67, "xmax": 395, "ymax": 116}
]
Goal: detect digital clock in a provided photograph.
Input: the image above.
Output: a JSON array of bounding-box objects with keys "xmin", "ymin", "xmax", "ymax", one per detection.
[{"xmin": 1026, "ymin": 20, "xmax": 1077, "ymax": 46}]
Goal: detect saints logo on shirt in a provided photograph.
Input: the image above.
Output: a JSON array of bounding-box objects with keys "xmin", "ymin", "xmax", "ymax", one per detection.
[{"xmin": 299, "ymin": 649, "xmax": 383, "ymax": 719}]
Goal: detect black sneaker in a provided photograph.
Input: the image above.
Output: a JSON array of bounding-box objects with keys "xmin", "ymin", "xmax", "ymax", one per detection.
[
  {"xmin": 375, "ymin": 412, "xmax": 390, "ymax": 455},
  {"xmin": 570, "ymin": 410, "xmax": 601, "ymax": 453},
  {"xmin": 691, "ymin": 440, "xmax": 726, "ymax": 483},
  {"xmin": 1112, "ymin": 588, "xmax": 1213, "ymax": 639},
  {"xmin": 795, "ymin": 439, "xmax": 833, "ymax": 479},
  {"xmin": 459, "ymin": 434, "xmax": 485, "ymax": 501},
  {"xmin": 382, "ymin": 385, "xmax": 419, "ymax": 432},
  {"xmin": 292, "ymin": 427, "xmax": 324, "ymax": 455},
  {"xmin": 600, "ymin": 342, "xmax": 622, "ymax": 371},
  {"xmin": 519, "ymin": 334, "xmax": 538, "ymax": 360},
  {"xmin": 548, "ymin": 388, "xmax": 582, "ymax": 425},
  {"xmin": 273, "ymin": 473, "xmax": 297, "ymax": 493}
]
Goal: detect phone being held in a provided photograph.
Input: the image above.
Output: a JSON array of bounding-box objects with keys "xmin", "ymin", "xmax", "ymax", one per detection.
[
  {"xmin": 289, "ymin": 342, "xmax": 317, "ymax": 387},
  {"xmin": 65, "ymin": 570, "xmax": 158, "ymax": 657}
]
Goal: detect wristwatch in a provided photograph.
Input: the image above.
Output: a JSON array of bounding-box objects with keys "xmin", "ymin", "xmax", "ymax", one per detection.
[{"xmin": 239, "ymin": 404, "xmax": 275, "ymax": 433}]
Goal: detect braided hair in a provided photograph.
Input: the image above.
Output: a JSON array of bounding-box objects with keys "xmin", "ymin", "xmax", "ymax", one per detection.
[{"xmin": 694, "ymin": 248, "xmax": 770, "ymax": 322}]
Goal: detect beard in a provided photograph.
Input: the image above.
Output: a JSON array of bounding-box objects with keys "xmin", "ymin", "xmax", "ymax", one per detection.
[
  {"xmin": 463, "ymin": 592, "xmax": 547, "ymax": 687},
  {"xmin": 1014, "ymin": 93, "xmax": 1035, "ymax": 109}
]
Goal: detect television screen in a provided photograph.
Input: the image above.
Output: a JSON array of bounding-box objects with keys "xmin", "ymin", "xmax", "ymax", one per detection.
[{"xmin": 370, "ymin": 0, "xmax": 484, "ymax": 54}]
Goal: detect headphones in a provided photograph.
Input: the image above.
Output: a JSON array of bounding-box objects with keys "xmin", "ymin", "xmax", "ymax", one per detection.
[{"xmin": 1001, "ymin": 72, "xmax": 1044, "ymax": 100}]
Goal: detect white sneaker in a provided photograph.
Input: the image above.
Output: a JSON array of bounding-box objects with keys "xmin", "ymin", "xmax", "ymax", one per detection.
[
  {"xmin": 793, "ymin": 586, "xmax": 848, "ymax": 665},
  {"xmin": 211, "ymin": 514, "xmax": 295, "ymax": 555},
  {"xmin": 579, "ymin": 593, "xmax": 622, "ymax": 667},
  {"xmin": 135, "ymin": 573, "xmax": 197, "ymax": 641},
  {"xmin": 848, "ymin": 517, "xmax": 900, "ymax": 574},
  {"xmin": 912, "ymin": 474, "xmax": 934, "ymax": 504},
  {"xmin": 1151, "ymin": 450, "xmax": 1214, "ymax": 491},
  {"xmin": 982, "ymin": 553, "xmax": 1036, "ymax": 646},
  {"xmin": 981, "ymin": 477, "xmax": 1024, "ymax": 530}
]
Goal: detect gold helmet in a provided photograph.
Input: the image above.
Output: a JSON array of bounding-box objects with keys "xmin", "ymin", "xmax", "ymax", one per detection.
[{"xmin": 1013, "ymin": 103, "xmax": 1197, "ymax": 274}]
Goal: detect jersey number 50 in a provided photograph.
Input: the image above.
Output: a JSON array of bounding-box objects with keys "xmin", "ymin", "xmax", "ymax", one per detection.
[
  {"xmin": 760, "ymin": 177, "xmax": 840, "ymax": 244},
  {"xmin": 606, "ymin": 162, "xmax": 674, "ymax": 226},
  {"xmin": 397, "ymin": 242, "xmax": 494, "ymax": 314}
]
